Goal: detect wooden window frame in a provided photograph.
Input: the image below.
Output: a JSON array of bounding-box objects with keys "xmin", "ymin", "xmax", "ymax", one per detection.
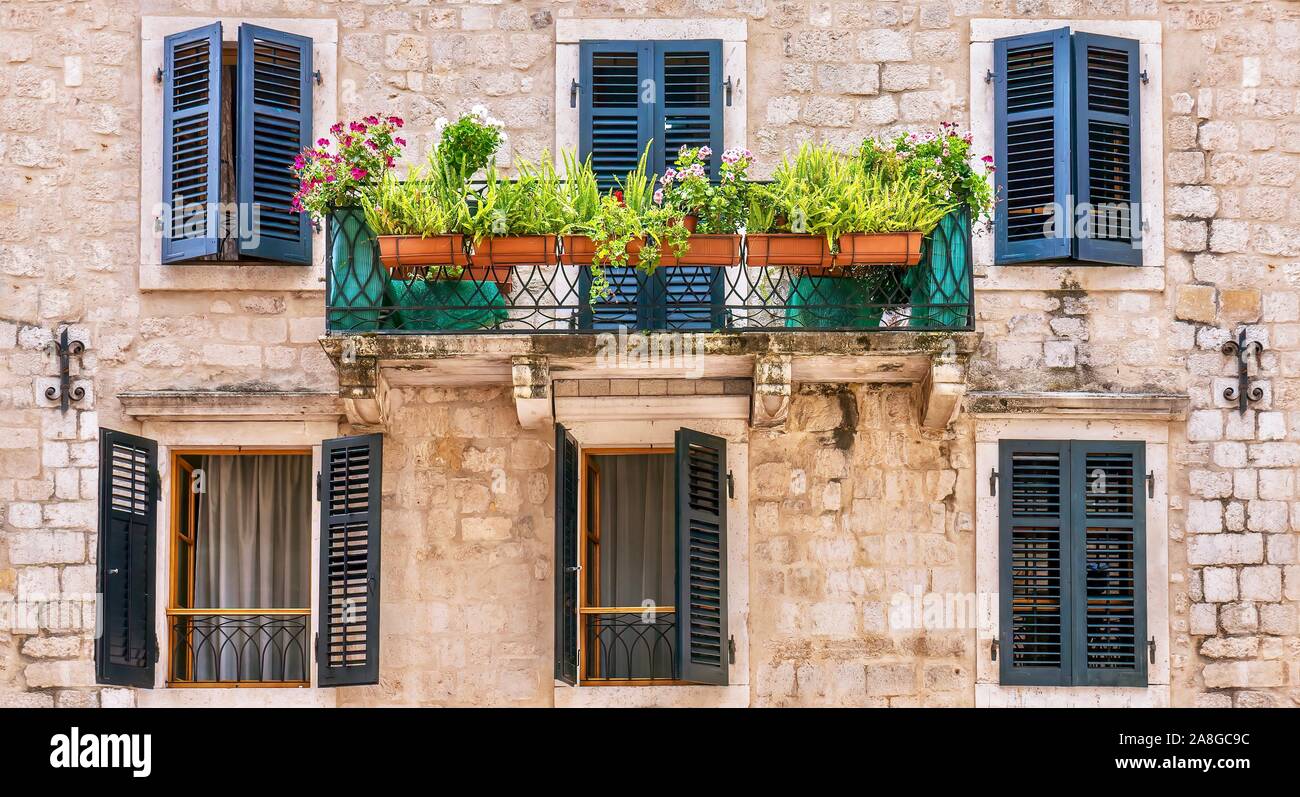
[{"xmin": 166, "ymin": 446, "xmax": 312, "ymax": 688}]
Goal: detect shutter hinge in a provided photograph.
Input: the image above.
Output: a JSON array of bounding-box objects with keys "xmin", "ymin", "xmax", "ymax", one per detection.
[
  {"xmin": 312, "ymin": 69, "xmax": 322, "ymax": 86},
  {"xmin": 989, "ymin": 469, "xmax": 998, "ymax": 496},
  {"xmin": 727, "ymin": 470, "xmax": 735, "ymax": 499},
  {"xmin": 1148, "ymin": 637, "xmax": 1156, "ymax": 664},
  {"xmin": 1139, "ymin": 69, "xmax": 1150, "ymax": 85},
  {"xmin": 984, "ymin": 69, "xmax": 995, "ymax": 84},
  {"xmin": 569, "ymin": 78, "xmax": 580, "ymax": 108},
  {"xmin": 728, "ymin": 635, "xmax": 735, "ymax": 664},
  {"xmin": 315, "ymin": 470, "xmax": 322, "ymax": 502},
  {"xmin": 723, "ymin": 75, "xmax": 734, "ymax": 106},
  {"xmin": 154, "ymin": 469, "xmax": 163, "ymax": 502},
  {"xmin": 990, "ymin": 638, "xmax": 998, "ymax": 661},
  {"xmin": 154, "ymin": 67, "xmax": 164, "ymax": 84},
  {"xmin": 1146, "ymin": 470, "xmax": 1155, "ymax": 498}
]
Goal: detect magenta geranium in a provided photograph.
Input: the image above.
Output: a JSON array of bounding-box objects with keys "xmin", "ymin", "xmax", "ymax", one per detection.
[{"xmin": 290, "ymin": 115, "xmax": 405, "ymax": 218}]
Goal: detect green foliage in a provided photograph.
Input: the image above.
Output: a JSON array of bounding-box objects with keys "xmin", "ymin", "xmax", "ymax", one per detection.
[
  {"xmin": 659, "ymin": 145, "xmax": 753, "ymax": 234},
  {"xmin": 433, "ymin": 107, "xmax": 504, "ymax": 180},
  {"xmin": 858, "ymin": 123, "xmax": 994, "ymax": 222},
  {"xmin": 362, "ymin": 161, "xmax": 468, "ymax": 237}
]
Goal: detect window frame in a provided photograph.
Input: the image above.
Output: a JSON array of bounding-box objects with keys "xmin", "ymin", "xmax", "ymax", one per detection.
[
  {"xmin": 968, "ymin": 19, "xmax": 1164, "ymax": 291},
  {"xmin": 139, "ymin": 16, "xmax": 337, "ymax": 292}
]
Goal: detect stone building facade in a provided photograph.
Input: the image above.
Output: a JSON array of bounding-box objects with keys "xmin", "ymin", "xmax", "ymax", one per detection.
[{"xmin": 0, "ymin": 0, "xmax": 1296, "ymax": 708}]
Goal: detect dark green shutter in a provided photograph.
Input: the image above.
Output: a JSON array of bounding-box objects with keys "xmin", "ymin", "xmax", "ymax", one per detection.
[
  {"xmin": 1070, "ymin": 441, "xmax": 1147, "ymax": 686},
  {"xmin": 95, "ymin": 429, "xmax": 158, "ymax": 688},
  {"xmin": 237, "ymin": 24, "xmax": 313, "ymax": 264},
  {"xmin": 317, "ymin": 434, "xmax": 382, "ymax": 687},
  {"xmin": 161, "ymin": 23, "xmax": 222, "ymax": 263},
  {"xmin": 998, "ymin": 440, "xmax": 1072, "ymax": 686},
  {"xmin": 994, "ymin": 28, "xmax": 1073, "ymax": 264},
  {"xmin": 674, "ymin": 428, "xmax": 728, "ymax": 685},
  {"xmin": 1072, "ymin": 33, "xmax": 1143, "ymax": 265},
  {"xmin": 554, "ymin": 424, "xmax": 579, "ymax": 685}
]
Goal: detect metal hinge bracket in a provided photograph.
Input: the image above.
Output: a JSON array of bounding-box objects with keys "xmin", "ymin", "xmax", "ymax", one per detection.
[
  {"xmin": 727, "ymin": 470, "xmax": 735, "ymax": 499},
  {"xmin": 728, "ymin": 635, "xmax": 735, "ymax": 664},
  {"xmin": 989, "ymin": 469, "xmax": 999, "ymax": 496},
  {"xmin": 569, "ymin": 78, "xmax": 580, "ymax": 108},
  {"xmin": 724, "ymin": 75, "xmax": 734, "ymax": 106},
  {"xmin": 315, "ymin": 470, "xmax": 322, "ymax": 502},
  {"xmin": 1148, "ymin": 637, "xmax": 1156, "ymax": 664},
  {"xmin": 990, "ymin": 638, "xmax": 999, "ymax": 661},
  {"xmin": 1146, "ymin": 471, "xmax": 1155, "ymax": 498}
]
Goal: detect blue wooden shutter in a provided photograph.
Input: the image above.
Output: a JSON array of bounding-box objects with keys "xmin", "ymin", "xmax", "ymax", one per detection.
[
  {"xmin": 237, "ymin": 24, "xmax": 313, "ymax": 264},
  {"xmin": 675, "ymin": 428, "xmax": 729, "ymax": 685},
  {"xmin": 161, "ymin": 23, "xmax": 221, "ymax": 263},
  {"xmin": 1072, "ymin": 33, "xmax": 1143, "ymax": 265},
  {"xmin": 998, "ymin": 440, "xmax": 1072, "ymax": 686},
  {"xmin": 96, "ymin": 429, "xmax": 158, "ymax": 688},
  {"xmin": 994, "ymin": 28, "xmax": 1073, "ymax": 264},
  {"xmin": 580, "ymin": 40, "xmax": 652, "ymax": 189},
  {"xmin": 554, "ymin": 424, "xmax": 579, "ymax": 685},
  {"xmin": 652, "ymin": 40, "xmax": 723, "ymax": 178},
  {"xmin": 1070, "ymin": 441, "xmax": 1147, "ymax": 686},
  {"xmin": 317, "ymin": 433, "xmax": 382, "ymax": 687}
]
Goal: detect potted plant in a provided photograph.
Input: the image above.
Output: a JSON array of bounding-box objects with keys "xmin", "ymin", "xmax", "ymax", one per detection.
[
  {"xmin": 468, "ymin": 157, "xmax": 564, "ymax": 267},
  {"xmin": 292, "ymin": 114, "xmax": 404, "ymax": 331},
  {"xmin": 656, "ymin": 145, "xmax": 749, "ymax": 266},
  {"xmin": 744, "ymin": 144, "xmax": 845, "ymax": 268}
]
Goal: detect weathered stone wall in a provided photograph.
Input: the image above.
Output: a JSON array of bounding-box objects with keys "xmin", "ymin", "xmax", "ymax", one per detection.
[{"xmin": 0, "ymin": 0, "xmax": 1296, "ymax": 707}]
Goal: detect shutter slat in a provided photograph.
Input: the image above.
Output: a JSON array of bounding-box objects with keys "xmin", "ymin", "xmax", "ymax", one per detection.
[
  {"xmin": 554, "ymin": 425, "xmax": 579, "ymax": 685},
  {"xmin": 317, "ymin": 434, "xmax": 382, "ymax": 687},
  {"xmin": 675, "ymin": 429, "xmax": 729, "ymax": 685},
  {"xmin": 237, "ymin": 24, "xmax": 313, "ymax": 264},
  {"xmin": 162, "ymin": 23, "xmax": 221, "ymax": 263},
  {"xmin": 96, "ymin": 429, "xmax": 158, "ymax": 688}
]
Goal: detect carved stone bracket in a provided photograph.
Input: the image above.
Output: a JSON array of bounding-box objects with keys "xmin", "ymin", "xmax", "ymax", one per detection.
[
  {"xmin": 336, "ymin": 354, "xmax": 388, "ymax": 431},
  {"xmin": 512, "ymin": 355, "xmax": 553, "ymax": 430},
  {"xmin": 752, "ymin": 354, "xmax": 792, "ymax": 429},
  {"xmin": 917, "ymin": 357, "xmax": 968, "ymax": 429}
]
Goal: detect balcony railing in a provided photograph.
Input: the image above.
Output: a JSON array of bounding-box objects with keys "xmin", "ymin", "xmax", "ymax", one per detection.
[
  {"xmin": 167, "ymin": 608, "xmax": 310, "ymax": 687},
  {"xmin": 581, "ymin": 607, "xmax": 677, "ymax": 683},
  {"xmin": 324, "ymin": 211, "xmax": 972, "ymax": 335}
]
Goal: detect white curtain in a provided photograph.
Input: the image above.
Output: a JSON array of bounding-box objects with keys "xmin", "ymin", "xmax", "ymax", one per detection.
[
  {"xmin": 192, "ymin": 455, "xmax": 311, "ymax": 682},
  {"xmin": 595, "ymin": 454, "xmax": 676, "ymax": 678}
]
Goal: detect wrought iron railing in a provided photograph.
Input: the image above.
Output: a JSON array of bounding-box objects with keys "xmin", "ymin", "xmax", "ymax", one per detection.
[
  {"xmin": 167, "ymin": 609, "xmax": 310, "ymax": 686},
  {"xmin": 581, "ymin": 607, "xmax": 677, "ymax": 683},
  {"xmin": 324, "ymin": 209, "xmax": 973, "ymax": 334}
]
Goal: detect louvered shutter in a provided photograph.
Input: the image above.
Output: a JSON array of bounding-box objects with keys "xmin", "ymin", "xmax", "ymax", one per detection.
[
  {"xmin": 653, "ymin": 40, "xmax": 723, "ymax": 178},
  {"xmin": 1070, "ymin": 441, "xmax": 1147, "ymax": 686},
  {"xmin": 161, "ymin": 23, "xmax": 222, "ymax": 263},
  {"xmin": 998, "ymin": 440, "xmax": 1072, "ymax": 686},
  {"xmin": 95, "ymin": 429, "xmax": 158, "ymax": 688},
  {"xmin": 580, "ymin": 41, "xmax": 652, "ymax": 189},
  {"xmin": 674, "ymin": 428, "xmax": 728, "ymax": 685},
  {"xmin": 994, "ymin": 28, "xmax": 1073, "ymax": 264},
  {"xmin": 554, "ymin": 424, "xmax": 579, "ymax": 685},
  {"xmin": 317, "ymin": 434, "xmax": 382, "ymax": 687},
  {"xmin": 1072, "ymin": 33, "xmax": 1142, "ymax": 266},
  {"xmin": 237, "ymin": 24, "xmax": 313, "ymax": 264}
]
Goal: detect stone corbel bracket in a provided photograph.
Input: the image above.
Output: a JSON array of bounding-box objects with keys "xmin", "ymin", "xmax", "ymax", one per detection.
[
  {"xmin": 329, "ymin": 338, "xmax": 388, "ymax": 431},
  {"xmin": 512, "ymin": 354, "xmax": 553, "ymax": 430},
  {"xmin": 917, "ymin": 356, "xmax": 969, "ymax": 430},
  {"xmin": 752, "ymin": 353, "xmax": 792, "ymax": 429}
]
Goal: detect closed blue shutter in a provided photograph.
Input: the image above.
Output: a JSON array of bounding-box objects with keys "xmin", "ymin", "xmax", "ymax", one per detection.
[
  {"xmin": 1070, "ymin": 441, "xmax": 1147, "ymax": 686},
  {"xmin": 237, "ymin": 24, "xmax": 313, "ymax": 264},
  {"xmin": 994, "ymin": 28, "xmax": 1073, "ymax": 264},
  {"xmin": 580, "ymin": 41, "xmax": 652, "ymax": 189},
  {"xmin": 653, "ymin": 41, "xmax": 723, "ymax": 178},
  {"xmin": 161, "ymin": 23, "xmax": 222, "ymax": 263},
  {"xmin": 1072, "ymin": 33, "xmax": 1143, "ymax": 265}
]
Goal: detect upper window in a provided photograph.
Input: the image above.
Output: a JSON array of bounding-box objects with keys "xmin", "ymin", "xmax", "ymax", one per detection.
[
  {"xmin": 162, "ymin": 23, "xmax": 313, "ymax": 265},
  {"xmin": 997, "ymin": 440, "xmax": 1148, "ymax": 688},
  {"xmin": 993, "ymin": 28, "xmax": 1142, "ymax": 266}
]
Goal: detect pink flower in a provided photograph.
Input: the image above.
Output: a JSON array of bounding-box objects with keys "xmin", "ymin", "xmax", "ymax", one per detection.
[
  {"xmin": 394, "ymin": 137, "xmax": 406, "ymax": 147},
  {"xmin": 351, "ymin": 167, "xmax": 368, "ymax": 181},
  {"xmin": 317, "ymin": 138, "xmax": 329, "ymax": 147},
  {"xmin": 363, "ymin": 115, "xmax": 379, "ymax": 126},
  {"xmin": 981, "ymin": 155, "xmax": 994, "ymax": 164},
  {"xmin": 698, "ymin": 145, "xmax": 712, "ymax": 159},
  {"xmin": 349, "ymin": 121, "xmax": 365, "ymax": 133},
  {"xmin": 330, "ymin": 122, "xmax": 343, "ymax": 135},
  {"xmin": 387, "ymin": 116, "xmax": 404, "ymax": 127},
  {"xmin": 293, "ymin": 155, "xmax": 305, "ymax": 170},
  {"xmin": 653, "ymin": 189, "xmax": 664, "ymax": 205}
]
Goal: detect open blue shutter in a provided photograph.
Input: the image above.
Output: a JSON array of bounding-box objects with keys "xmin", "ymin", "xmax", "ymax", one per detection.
[
  {"xmin": 161, "ymin": 23, "xmax": 221, "ymax": 263},
  {"xmin": 237, "ymin": 24, "xmax": 313, "ymax": 264},
  {"xmin": 998, "ymin": 440, "xmax": 1072, "ymax": 686},
  {"xmin": 96, "ymin": 429, "xmax": 158, "ymax": 688},
  {"xmin": 675, "ymin": 428, "xmax": 729, "ymax": 686},
  {"xmin": 994, "ymin": 28, "xmax": 1073, "ymax": 264},
  {"xmin": 554, "ymin": 424, "xmax": 580, "ymax": 685},
  {"xmin": 580, "ymin": 40, "xmax": 652, "ymax": 189},
  {"xmin": 1070, "ymin": 442, "xmax": 1147, "ymax": 686},
  {"xmin": 317, "ymin": 434, "xmax": 382, "ymax": 687},
  {"xmin": 1072, "ymin": 34, "xmax": 1143, "ymax": 265}
]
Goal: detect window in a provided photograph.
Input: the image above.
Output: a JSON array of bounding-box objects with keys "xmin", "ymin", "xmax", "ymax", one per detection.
[
  {"xmin": 555, "ymin": 427, "xmax": 729, "ymax": 686},
  {"xmin": 95, "ymin": 431, "xmax": 383, "ymax": 689},
  {"xmin": 162, "ymin": 23, "xmax": 313, "ymax": 265},
  {"xmin": 993, "ymin": 28, "xmax": 1142, "ymax": 266},
  {"xmin": 577, "ymin": 39, "xmax": 724, "ymax": 329},
  {"xmin": 997, "ymin": 440, "xmax": 1148, "ymax": 687}
]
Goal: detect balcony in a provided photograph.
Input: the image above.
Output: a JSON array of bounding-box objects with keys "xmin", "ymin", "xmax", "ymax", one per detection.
[
  {"xmin": 167, "ymin": 609, "xmax": 311, "ymax": 687},
  {"xmin": 581, "ymin": 607, "xmax": 678, "ymax": 684}
]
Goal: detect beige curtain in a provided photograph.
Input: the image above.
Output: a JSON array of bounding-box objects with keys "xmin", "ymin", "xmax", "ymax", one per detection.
[{"xmin": 192, "ymin": 454, "xmax": 311, "ymax": 682}]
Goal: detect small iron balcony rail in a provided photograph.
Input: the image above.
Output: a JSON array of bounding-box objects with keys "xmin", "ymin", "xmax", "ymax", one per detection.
[
  {"xmin": 581, "ymin": 606, "xmax": 678, "ymax": 683},
  {"xmin": 324, "ymin": 211, "xmax": 973, "ymax": 335},
  {"xmin": 167, "ymin": 608, "xmax": 310, "ymax": 687}
]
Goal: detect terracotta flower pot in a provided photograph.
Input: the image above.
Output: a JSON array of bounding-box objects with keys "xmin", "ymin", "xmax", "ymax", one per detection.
[
  {"xmin": 667, "ymin": 234, "xmax": 741, "ymax": 267},
  {"xmin": 831, "ymin": 232, "xmax": 924, "ymax": 267},
  {"xmin": 559, "ymin": 235, "xmax": 642, "ymax": 268},
  {"xmin": 744, "ymin": 233, "xmax": 832, "ymax": 268},
  {"xmin": 472, "ymin": 234, "xmax": 560, "ymax": 266},
  {"xmin": 377, "ymin": 234, "xmax": 468, "ymax": 270}
]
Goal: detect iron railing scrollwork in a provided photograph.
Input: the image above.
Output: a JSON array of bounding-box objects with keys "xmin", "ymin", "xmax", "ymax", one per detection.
[
  {"xmin": 581, "ymin": 608, "xmax": 677, "ymax": 683},
  {"xmin": 167, "ymin": 609, "xmax": 310, "ymax": 686}
]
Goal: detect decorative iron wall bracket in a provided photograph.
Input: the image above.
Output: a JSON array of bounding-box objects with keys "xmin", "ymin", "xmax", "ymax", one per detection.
[
  {"xmin": 46, "ymin": 327, "xmax": 86, "ymax": 414},
  {"xmin": 1221, "ymin": 329, "xmax": 1264, "ymax": 415}
]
